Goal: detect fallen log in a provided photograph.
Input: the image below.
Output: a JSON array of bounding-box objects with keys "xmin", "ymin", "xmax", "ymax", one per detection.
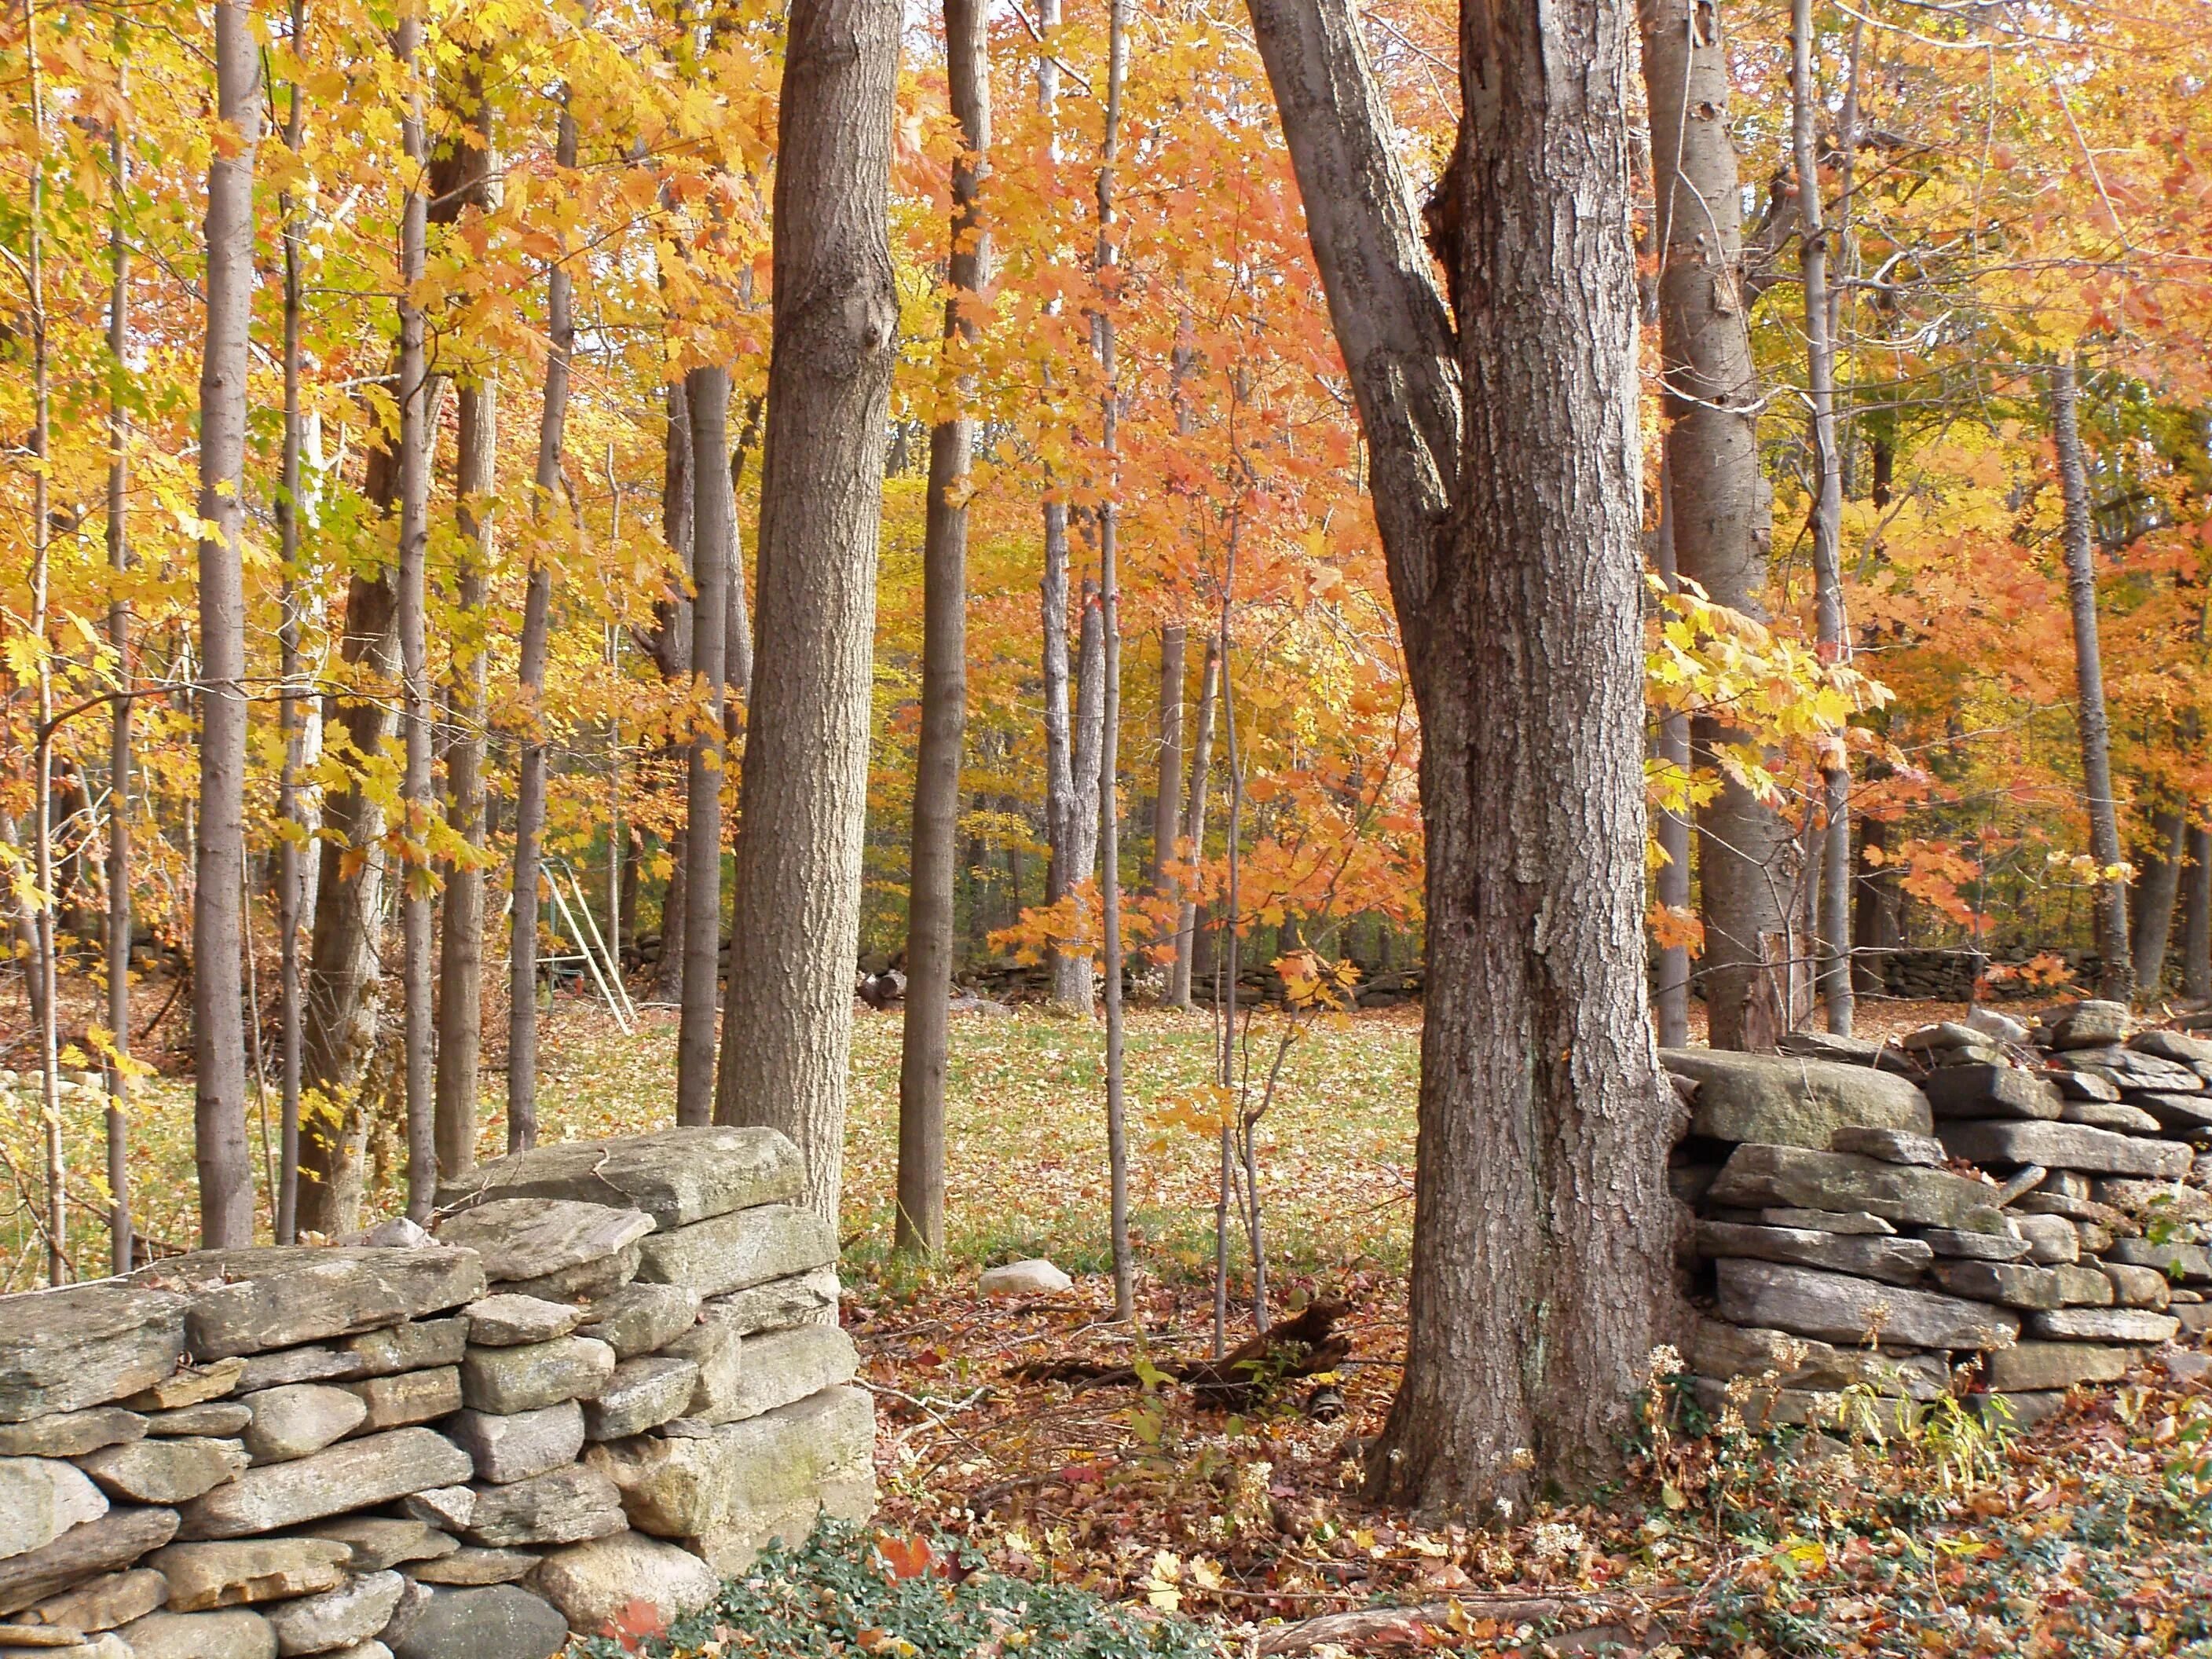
[{"xmin": 1011, "ymin": 1301, "xmax": 1350, "ymax": 1408}]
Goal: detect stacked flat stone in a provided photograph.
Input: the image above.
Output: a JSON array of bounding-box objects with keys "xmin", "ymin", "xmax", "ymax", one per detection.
[
  {"xmin": 0, "ymin": 1125, "xmax": 874, "ymax": 1659},
  {"xmin": 1667, "ymin": 1013, "xmax": 2210, "ymax": 1435}
]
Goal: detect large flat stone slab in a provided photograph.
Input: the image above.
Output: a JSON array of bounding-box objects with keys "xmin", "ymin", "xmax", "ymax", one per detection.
[
  {"xmin": 1935, "ymin": 1120, "xmax": 2192, "ymax": 1180},
  {"xmin": 119, "ymin": 1608, "xmax": 276, "ymax": 1659},
  {"xmin": 0, "ymin": 1459, "xmax": 108, "ymax": 1562},
  {"xmin": 133, "ymin": 1251, "xmax": 485, "ymax": 1361},
  {"xmin": 459, "ymin": 1338, "xmax": 613, "ymax": 1415},
  {"xmin": 1715, "ymin": 1259, "xmax": 2020, "ymax": 1350},
  {"xmin": 634, "ymin": 1206, "xmax": 837, "ymax": 1298},
  {"xmin": 27, "ymin": 1565, "xmax": 169, "ymax": 1633},
  {"xmin": 456, "ymin": 1466, "xmax": 625, "ymax": 1548},
  {"xmin": 75, "ymin": 1435, "xmax": 247, "ymax": 1503},
  {"xmin": 0, "ymin": 1286, "xmax": 189, "ymax": 1423},
  {"xmin": 1919, "ymin": 1064, "xmax": 2064, "ymax": 1122},
  {"xmin": 533, "ymin": 1532, "xmax": 718, "ymax": 1635},
  {"xmin": 263, "ymin": 1567, "xmax": 403, "ymax": 1654},
  {"xmin": 146, "ymin": 1540, "xmax": 350, "ymax": 1611},
  {"xmin": 2027, "ymin": 1307, "xmax": 2181, "ymax": 1343},
  {"xmin": 241, "ymin": 1387, "xmax": 368, "ymax": 1466},
  {"xmin": 445, "ymin": 1404, "xmax": 584, "ymax": 1487},
  {"xmin": 576, "ymin": 1284, "xmax": 699, "ymax": 1360},
  {"xmin": 702, "ymin": 1268, "xmax": 840, "ymax": 1337},
  {"xmin": 1705, "ymin": 1144, "xmax": 2003, "ymax": 1232},
  {"xmin": 1687, "ymin": 1319, "xmax": 1950, "ymax": 1400},
  {"xmin": 382, "ymin": 1584, "xmax": 567, "ymax": 1659},
  {"xmin": 0, "ymin": 1508, "xmax": 180, "ymax": 1616},
  {"xmin": 175, "ymin": 1430, "xmax": 472, "ymax": 1540},
  {"xmin": 0, "ymin": 1411, "xmax": 145, "ymax": 1460},
  {"xmin": 1661, "ymin": 1049, "xmax": 1932, "ymax": 1149},
  {"xmin": 435, "ymin": 1204, "xmax": 654, "ymax": 1295},
  {"xmin": 1694, "ymin": 1221, "xmax": 1933, "ymax": 1287},
  {"xmin": 436, "ymin": 1126, "xmax": 801, "ymax": 1232}
]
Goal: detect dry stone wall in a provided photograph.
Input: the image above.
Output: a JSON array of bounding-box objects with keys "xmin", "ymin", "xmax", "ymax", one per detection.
[
  {"xmin": 0, "ymin": 1126, "xmax": 873, "ymax": 1659},
  {"xmin": 1672, "ymin": 1002, "xmax": 2212, "ymax": 1431}
]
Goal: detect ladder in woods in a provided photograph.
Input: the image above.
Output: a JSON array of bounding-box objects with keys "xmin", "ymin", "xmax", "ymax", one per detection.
[{"xmin": 535, "ymin": 855, "xmax": 635, "ymax": 1033}]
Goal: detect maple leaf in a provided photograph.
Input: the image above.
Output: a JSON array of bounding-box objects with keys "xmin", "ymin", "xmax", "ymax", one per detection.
[
  {"xmin": 874, "ymin": 1531, "xmax": 934, "ymax": 1580},
  {"xmin": 600, "ymin": 1596, "xmax": 668, "ymax": 1652}
]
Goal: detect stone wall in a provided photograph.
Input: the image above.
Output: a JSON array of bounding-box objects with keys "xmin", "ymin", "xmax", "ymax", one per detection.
[
  {"xmin": 0, "ymin": 1125, "xmax": 874, "ymax": 1659},
  {"xmin": 1672, "ymin": 1004, "xmax": 2212, "ymax": 1431}
]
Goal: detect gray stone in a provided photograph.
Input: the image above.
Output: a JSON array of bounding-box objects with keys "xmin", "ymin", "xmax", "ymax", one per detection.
[
  {"xmin": 445, "ymin": 1404, "xmax": 584, "ymax": 1488},
  {"xmin": 492, "ymin": 1246, "xmax": 642, "ymax": 1306},
  {"xmin": 1919, "ymin": 1227, "xmax": 2031, "ymax": 1261},
  {"xmin": 146, "ymin": 1540, "xmax": 351, "ymax": 1611},
  {"xmin": 322, "ymin": 1641, "xmax": 390, "ymax": 1659},
  {"xmin": 2127, "ymin": 1093, "xmax": 2212, "ymax": 1130},
  {"xmin": 1714, "ymin": 1259, "xmax": 2020, "ymax": 1350},
  {"xmin": 2044, "ymin": 1000, "xmax": 2131, "ymax": 1049},
  {"xmin": 435, "ymin": 1204, "xmax": 654, "ymax": 1295},
  {"xmin": 0, "ymin": 1509, "xmax": 179, "ymax": 1616},
  {"xmin": 264, "ymin": 1569, "xmax": 403, "ymax": 1655},
  {"xmin": 1930, "ymin": 1261, "xmax": 2064, "ymax": 1308},
  {"xmin": 0, "ymin": 1462, "xmax": 108, "ymax": 1562},
  {"xmin": 1979, "ymin": 1390, "xmax": 2068, "ymax": 1430},
  {"xmin": 2099, "ymin": 1262, "xmax": 2173, "ymax": 1309},
  {"xmin": 463, "ymin": 1298, "xmax": 580, "ymax": 1350},
  {"xmin": 660, "ymin": 1311, "xmax": 743, "ymax": 1423},
  {"xmin": 233, "ymin": 1351, "xmax": 359, "ymax": 1395},
  {"xmin": 0, "ymin": 1414, "xmax": 144, "ymax": 1461},
  {"xmin": 977, "ymin": 1260, "xmax": 1075, "ymax": 1298},
  {"xmin": 27, "ymin": 1569, "xmax": 168, "ymax": 1633},
  {"xmin": 532, "ymin": 1533, "xmax": 718, "ymax": 1634},
  {"xmin": 395, "ymin": 1490, "xmax": 475, "ymax": 1534},
  {"xmin": 175, "ymin": 1430, "xmax": 473, "ymax": 1540},
  {"xmin": 296, "ymin": 1520, "xmax": 455, "ymax": 1574},
  {"xmin": 1828, "ymin": 1127, "xmax": 1946, "ymax": 1167},
  {"xmin": 2027, "ymin": 1307, "xmax": 2182, "ymax": 1342},
  {"xmin": 582, "ymin": 1359, "xmax": 698, "ymax": 1441},
  {"xmin": 1658, "ymin": 1049, "xmax": 1932, "ymax": 1149},
  {"xmin": 2130, "ymin": 1030, "xmax": 2212, "ymax": 1064},
  {"xmin": 339, "ymin": 1371, "xmax": 460, "ymax": 1434},
  {"xmin": 1934, "ymin": 1119, "xmax": 2192, "ymax": 1179},
  {"xmin": 1919, "ymin": 1064, "xmax": 2064, "ymax": 1122},
  {"xmin": 2060, "ymin": 1101, "xmax": 2165, "ymax": 1132},
  {"xmin": 0, "ymin": 1286, "xmax": 189, "ymax": 1424},
  {"xmin": 2013, "ymin": 1213, "xmax": 2080, "ymax": 1265},
  {"xmin": 591, "ymin": 1386, "xmax": 876, "ymax": 1573},
  {"xmin": 632, "ymin": 1206, "xmax": 837, "ymax": 1299},
  {"xmin": 406, "ymin": 1548, "xmax": 538, "ymax": 1587},
  {"xmin": 2051, "ymin": 1070, "xmax": 2122, "ymax": 1102},
  {"xmin": 2012, "ymin": 1189, "xmax": 2133, "ymax": 1229},
  {"xmin": 1776, "ymin": 1030, "xmax": 1906, "ymax": 1068},
  {"xmin": 340, "ymin": 1323, "xmax": 466, "ymax": 1382},
  {"xmin": 121, "ymin": 1360, "xmax": 246, "ymax": 1413},
  {"xmin": 1686, "ymin": 1376, "xmax": 1921, "ymax": 1435},
  {"xmin": 75, "ymin": 1436, "xmax": 246, "ymax": 1503},
  {"xmin": 131, "ymin": 1251, "xmax": 485, "ymax": 1362},
  {"xmin": 0, "ymin": 1631, "xmax": 131, "ymax": 1659},
  {"xmin": 1751, "ymin": 1208, "xmax": 1895, "ymax": 1236},
  {"xmin": 382, "ymin": 1584, "xmax": 568, "ymax": 1659},
  {"xmin": 1694, "ymin": 1221, "xmax": 1932, "ymax": 1285},
  {"xmin": 2092, "ymin": 1179, "xmax": 2212, "ymax": 1222},
  {"xmin": 2102, "ymin": 1237, "xmax": 2212, "ymax": 1280},
  {"xmin": 456, "ymin": 1467, "xmax": 625, "ymax": 1548},
  {"xmin": 1903, "ymin": 1021, "xmax": 1984, "ymax": 1052},
  {"xmin": 2056, "ymin": 1045, "xmax": 2198, "ymax": 1084},
  {"xmin": 119, "ymin": 1610, "xmax": 276, "ymax": 1659},
  {"xmin": 145, "ymin": 1404, "xmax": 253, "ymax": 1439},
  {"xmin": 2180, "ymin": 1303, "xmax": 2212, "ymax": 1336},
  {"xmin": 2053, "ymin": 1264, "xmax": 2116, "ymax": 1306},
  {"xmin": 1705, "ymin": 1144, "xmax": 2002, "ymax": 1231},
  {"xmin": 436, "ymin": 1126, "xmax": 802, "ymax": 1232},
  {"xmin": 702, "ymin": 1268, "xmax": 841, "ymax": 1339},
  {"xmin": 458, "ymin": 1339, "xmax": 613, "ymax": 1415},
  {"xmin": 1968, "ymin": 1008, "xmax": 2033, "ymax": 1044},
  {"xmin": 1686, "ymin": 1318, "xmax": 1950, "ymax": 1400},
  {"xmin": 241, "ymin": 1388, "xmax": 368, "ymax": 1466},
  {"xmin": 575, "ymin": 1285, "xmax": 699, "ymax": 1360}
]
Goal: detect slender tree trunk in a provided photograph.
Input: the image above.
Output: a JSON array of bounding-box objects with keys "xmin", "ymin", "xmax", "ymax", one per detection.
[
  {"xmin": 2185, "ymin": 822, "xmax": 2211, "ymax": 1002},
  {"xmin": 1635, "ymin": 0, "xmax": 1788, "ymax": 1049},
  {"xmin": 650, "ymin": 383, "xmax": 695, "ymax": 1008},
  {"xmin": 274, "ymin": 2, "xmax": 307, "ymax": 1245},
  {"xmin": 1170, "ymin": 635, "xmax": 1219, "ymax": 1008},
  {"xmin": 2050, "ymin": 360, "xmax": 2131, "ymax": 1001},
  {"xmin": 508, "ymin": 63, "xmax": 579, "ymax": 1153},
  {"xmin": 2131, "ymin": 804, "xmax": 2186, "ymax": 994},
  {"xmin": 434, "ymin": 66, "xmax": 495, "ymax": 1179},
  {"xmin": 716, "ymin": 0, "xmax": 899, "ymax": 1225},
  {"xmin": 679, "ymin": 365, "xmax": 732, "ymax": 1125},
  {"xmin": 897, "ymin": 0, "xmax": 991, "ymax": 1256},
  {"xmin": 395, "ymin": 13, "xmax": 437, "ymax": 1222},
  {"xmin": 1051, "ymin": 590, "xmax": 1106, "ymax": 1009},
  {"xmin": 1094, "ymin": 0, "xmax": 1133, "ymax": 1320},
  {"xmin": 1652, "ymin": 478, "xmax": 1691, "ymax": 1049},
  {"xmin": 1249, "ymin": 0, "xmax": 1673, "ymax": 1509},
  {"xmin": 105, "ymin": 64, "xmax": 137, "ymax": 1273},
  {"xmin": 1793, "ymin": 0, "xmax": 1851, "ymax": 1035},
  {"xmin": 1152, "ymin": 625, "xmax": 1185, "ymax": 898},
  {"xmin": 194, "ymin": 2, "xmax": 262, "ymax": 1249},
  {"xmin": 1852, "ymin": 805, "xmax": 1899, "ymax": 992}
]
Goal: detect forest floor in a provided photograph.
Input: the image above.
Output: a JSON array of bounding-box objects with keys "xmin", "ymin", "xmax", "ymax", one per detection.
[{"xmin": 6, "ymin": 984, "xmax": 2212, "ymax": 1654}]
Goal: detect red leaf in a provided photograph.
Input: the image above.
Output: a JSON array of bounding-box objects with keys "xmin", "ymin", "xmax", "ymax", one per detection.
[
  {"xmin": 600, "ymin": 1596, "xmax": 668, "ymax": 1653},
  {"xmin": 875, "ymin": 1531, "xmax": 934, "ymax": 1580}
]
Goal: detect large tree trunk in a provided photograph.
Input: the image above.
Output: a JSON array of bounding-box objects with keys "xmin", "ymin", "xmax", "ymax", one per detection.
[
  {"xmin": 274, "ymin": 3, "xmax": 307, "ymax": 1244},
  {"xmin": 678, "ymin": 365, "xmax": 732, "ymax": 1126},
  {"xmin": 649, "ymin": 383, "xmax": 695, "ymax": 1008},
  {"xmin": 193, "ymin": 2, "xmax": 262, "ymax": 1248},
  {"xmin": 1852, "ymin": 805, "xmax": 1900, "ymax": 993},
  {"xmin": 1169, "ymin": 634, "xmax": 1219, "ymax": 1009},
  {"xmin": 2185, "ymin": 822, "xmax": 2211, "ymax": 1001},
  {"xmin": 508, "ymin": 64, "xmax": 578, "ymax": 1154},
  {"xmin": 1635, "ymin": 0, "xmax": 1789, "ymax": 1049},
  {"xmin": 897, "ymin": 0, "xmax": 990, "ymax": 1257},
  {"xmin": 2050, "ymin": 361, "xmax": 2131, "ymax": 1000},
  {"xmin": 106, "ymin": 75, "xmax": 137, "ymax": 1273},
  {"xmin": 2131, "ymin": 803, "xmax": 2186, "ymax": 994},
  {"xmin": 716, "ymin": 0, "xmax": 899, "ymax": 1224},
  {"xmin": 395, "ymin": 13, "xmax": 437, "ymax": 1223},
  {"xmin": 434, "ymin": 64, "xmax": 495, "ymax": 1179},
  {"xmin": 1249, "ymin": 0, "xmax": 1673, "ymax": 1510}
]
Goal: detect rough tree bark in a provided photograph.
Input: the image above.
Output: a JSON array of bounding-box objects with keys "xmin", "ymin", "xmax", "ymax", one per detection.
[
  {"xmin": 716, "ymin": 0, "xmax": 899, "ymax": 1225},
  {"xmin": 1152, "ymin": 625, "xmax": 1185, "ymax": 898},
  {"xmin": 434, "ymin": 62, "xmax": 495, "ymax": 1178},
  {"xmin": 274, "ymin": 0, "xmax": 307, "ymax": 1244},
  {"xmin": 678, "ymin": 364, "xmax": 731, "ymax": 1126},
  {"xmin": 105, "ymin": 64, "xmax": 137, "ymax": 1272},
  {"xmin": 1249, "ymin": 0, "xmax": 1675, "ymax": 1509},
  {"xmin": 2131, "ymin": 803, "xmax": 2186, "ymax": 994},
  {"xmin": 897, "ymin": 0, "xmax": 991, "ymax": 1256},
  {"xmin": 1169, "ymin": 635, "xmax": 1219, "ymax": 1009},
  {"xmin": 2050, "ymin": 361, "xmax": 2132, "ymax": 1001},
  {"xmin": 193, "ymin": 1, "xmax": 262, "ymax": 1249},
  {"xmin": 508, "ymin": 58, "xmax": 578, "ymax": 1154},
  {"xmin": 1635, "ymin": 0, "xmax": 1789, "ymax": 1049},
  {"xmin": 649, "ymin": 383, "xmax": 695, "ymax": 1008},
  {"xmin": 2185, "ymin": 822, "xmax": 2211, "ymax": 1001}
]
